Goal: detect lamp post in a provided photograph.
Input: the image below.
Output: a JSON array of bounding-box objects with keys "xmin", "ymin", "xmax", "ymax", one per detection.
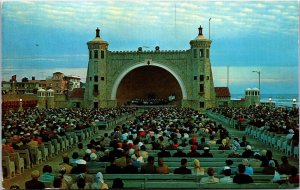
[
  {"xmin": 252, "ymin": 70, "xmax": 261, "ymax": 96},
  {"xmin": 268, "ymin": 97, "xmax": 272, "ymax": 107}
]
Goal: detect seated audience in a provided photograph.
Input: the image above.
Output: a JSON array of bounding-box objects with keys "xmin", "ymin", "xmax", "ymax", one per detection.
[
  {"xmin": 218, "ymin": 159, "xmax": 237, "ymax": 175},
  {"xmin": 277, "ymin": 156, "xmax": 293, "ymax": 175},
  {"xmin": 242, "ymin": 159, "xmax": 253, "ymax": 176},
  {"xmin": 239, "ymin": 136, "xmax": 250, "ymax": 147},
  {"xmin": 192, "ymin": 159, "xmax": 205, "ymax": 175},
  {"xmin": 39, "ymin": 165, "xmax": 55, "ymax": 184},
  {"xmin": 106, "ymin": 157, "xmax": 122, "ymax": 174},
  {"xmin": 70, "ymin": 176, "xmax": 91, "ymax": 189},
  {"xmin": 52, "ymin": 177, "xmax": 63, "ymax": 189},
  {"xmin": 123, "ymin": 158, "xmax": 138, "ymax": 174},
  {"xmin": 59, "ymin": 167, "xmax": 73, "ymax": 190},
  {"xmin": 91, "ymin": 172, "xmax": 108, "ymax": 189},
  {"xmin": 220, "ymin": 167, "xmax": 233, "ymax": 183},
  {"xmin": 25, "ymin": 170, "xmax": 45, "ymax": 190},
  {"xmin": 233, "ymin": 164, "xmax": 253, "ymax": 184},
  {"xmin": 200, "ymin": 147, "xmax": 213, "ymax": 157},
  {"xmin": 289, "ymin": 166, "xmax": 299, "ymax": 185},
  {"xmin": 200, "ymin": 167, "xmax": 219, "ymax": 184},
  {"xmin": 187, "ymin": 145, "xmax": 201, "ymax": 157},
  {"xmin": 262, "ymin": 160, "xmax": 276, "ymax": 175},
  {"xmin": 174, "ymin": 158, "xmax": 192, "ymax": 174},
  {"xmin": 112, "ymin": 178, "xmax": 124, "ymax": 189},
  {"xmin": 156, "ymin": 157, "xmax": 170, "ymax": 174},
  {"xmin": 157, "ymin": 146, "xmax": 171, "ymax": 157},
  {"xmin": 141, "ymin": 156, "xmax": 156, "ymax": 174},
  {"xmin": 173, "ymin": 146, "xmax": 187, "ymax": 157},
  {"xmin": 71, "ymin": 159, "xmax": 87, "ymax": 174},
  {"xmin": 241, "ymin": 145, "xmax": 254, "ymax": 158}
]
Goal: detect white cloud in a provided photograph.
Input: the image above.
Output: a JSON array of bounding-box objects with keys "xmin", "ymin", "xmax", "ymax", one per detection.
[
  {"xmin": 256, "ymin": 3, "xmax": 265, "ymax": 8},
  {"xmin": 242, "ymin": 8, "xmax": 253, "ymax": 13}
]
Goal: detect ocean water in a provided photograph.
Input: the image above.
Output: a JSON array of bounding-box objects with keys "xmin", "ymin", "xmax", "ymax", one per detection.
[{"xmin": 232, "ymin": 94, "xmax": 299, "ymax": 108}]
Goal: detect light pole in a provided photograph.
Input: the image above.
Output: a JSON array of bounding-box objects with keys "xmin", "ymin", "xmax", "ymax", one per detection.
[
  {"xmin": 209, "ymin": 18, "xmax": 212, "ymax": 40},
  {"xmin": 268, "ymin": 97, "xmax": 272, "ymax": 107},
  {"xmin": 252, "ymin": 70, "xmax": 261, "ymax": 94}
]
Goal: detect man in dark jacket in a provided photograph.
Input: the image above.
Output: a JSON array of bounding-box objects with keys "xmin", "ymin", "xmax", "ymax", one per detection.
[
  {"xmin": 158, "ymin": 146, "xmax": 171, "ymax": 157},
  {"xmin": 233, "ymin": 164, "xmax": 254, "ymax": 184},
  {"xmin": 174, "ymin": 158, "xmax": 192, "ymax": 174},
  {"xmin": 25, "ymin": 170, "xmax": 45, "ymax": 189},
  {"xmin": 141, "ymin": 156, "xmax": 156, "ymax": 174},
  {"xmin": 106, "ymin": 157, "xmax": 122, "ymax": 174},
  {"xmin": 173, "ymin": 147, "xmax": 187, "ymax": 157}
]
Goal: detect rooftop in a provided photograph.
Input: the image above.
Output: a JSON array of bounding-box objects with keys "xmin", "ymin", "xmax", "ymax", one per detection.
[
  {"xmin": 69, "ymin": 88, "xmax": 85, "ymax": 99},
  {"xmin": 215, "ymin": 87, "xmax": 231, "ymax": 98}
]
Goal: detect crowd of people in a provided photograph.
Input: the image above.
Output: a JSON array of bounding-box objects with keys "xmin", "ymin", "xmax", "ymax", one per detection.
[
  {"xmin": 1, "ymin": 107, "xmax": 137, "ymax": 156},
  {"xmin": 4, "ymin": 107, "xmax": 299, "ymax": 189},
  {"xmin": 210, "ymin": 106, "xmax": 298, "ymax": 134}
]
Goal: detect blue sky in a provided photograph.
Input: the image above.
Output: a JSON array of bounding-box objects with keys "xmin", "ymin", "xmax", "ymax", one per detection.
[{"xmin": 2, "ymin": 0, "xmax": 299, "ymax": 95}]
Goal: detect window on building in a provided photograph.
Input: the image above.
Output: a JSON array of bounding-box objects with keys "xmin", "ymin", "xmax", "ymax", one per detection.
[
  {"xmin": 101, "ymin": 50, "xmax": 104, "ymax": 59},
  {"xmin": 194, "ymin": 76, "xmax": 197, "ymax": 80},
  {"xmin": 206, "ymin": 49, "xmax": 210, "ymax": 58},
  {"xmin": 89, "ymin": 50, "xmax": 92, "ymax": 59},
  {"xmin": 193, "ymin": 49, "xmax": 197, "ymax": 58},
  {"xmin": 200, "ymin": 84, "xmax": 204, "ymax": 93},
  {"xmin": 200, "ymin": 75, "xmax": 204, "ymax": 81},
  {"xmin": 200, "ymin": 49, "xmax": 204, "ymax": 58},
  {"xmin": 93, "ymin": 84, "xmax": 98, "ymax": 93},
  {"xmin": 101, "ymin": 77, "xmax": 105, "ymax": 81},
  {"xmin": 206, "ymin": 76, "xmax": 210, "ymax": 80},
  {"xmin": 199, "ymin": 101, "xmax": 205, "ymax": 108},
  {"xmin": 90, "ymin": 77, "xmax": 92, "ymax": 81},
  {"xmin": 94, "ymin": 50, "xmax": 98, "ymax": 59},
  {"xmin": 94, "ymin": 75, "xmax": 98, "ymax": 82}
]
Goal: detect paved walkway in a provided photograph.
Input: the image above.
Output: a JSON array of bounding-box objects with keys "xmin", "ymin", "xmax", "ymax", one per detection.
[{"xmin": 2, "ymin": 111, "xmax": 299, "ymax": 189}]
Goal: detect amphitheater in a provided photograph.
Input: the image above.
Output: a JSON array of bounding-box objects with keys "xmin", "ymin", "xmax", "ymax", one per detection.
[{"xmin": 2, "ymin": 27, "xmax": 299, "ymax": 189}]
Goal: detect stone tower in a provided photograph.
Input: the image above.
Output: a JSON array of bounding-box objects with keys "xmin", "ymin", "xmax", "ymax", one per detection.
[
  {"xmin": 189, "ymin": 26, "xmax": 216, "ymax": 109},
  {"xmin": 84, "ymin": 28, "xmax": 109, "ymax": 108},
  {"xmin": 46, "ymin": 89, "xmax": 55, "ymax": 108},
  {"xmin": 37, "ymin": 88, "xmax": 46, "ymax": 109},
  {"xmin": 245, "ymin": 88, "xmax": 260, "ymax": 107}
]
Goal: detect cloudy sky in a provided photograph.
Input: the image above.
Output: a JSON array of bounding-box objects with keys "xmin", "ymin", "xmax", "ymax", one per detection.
[{"xmin": 2, "ymin": 0, "xmax": 299, "ymax": 95}]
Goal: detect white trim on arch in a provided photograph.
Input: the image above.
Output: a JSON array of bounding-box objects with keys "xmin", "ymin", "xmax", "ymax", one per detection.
[{"xmin": 111, "ymin": 62, "xmax": 187, "ymax": 100}]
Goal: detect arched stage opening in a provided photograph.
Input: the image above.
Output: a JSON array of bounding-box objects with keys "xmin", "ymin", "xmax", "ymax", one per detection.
[{"xmin": 115, "ymin": 65, "xmax": 183, "ymax": 106}]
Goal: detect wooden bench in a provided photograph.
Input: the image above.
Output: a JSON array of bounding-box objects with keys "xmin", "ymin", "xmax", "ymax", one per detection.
[
  {"xmin": 87, "ymin": 166, "xmax": 265, "ymax": 175},
  {"xmin": 68, "ymin": 174, "xmax": 275, "ymax": 188}
]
